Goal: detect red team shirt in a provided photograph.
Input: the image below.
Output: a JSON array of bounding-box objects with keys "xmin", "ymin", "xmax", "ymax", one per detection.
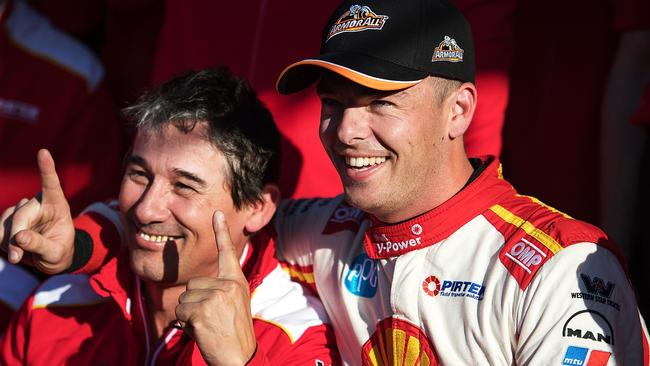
[{"xmin": 0, "ymin": 202, "xmax": 340, "ymax": 365}]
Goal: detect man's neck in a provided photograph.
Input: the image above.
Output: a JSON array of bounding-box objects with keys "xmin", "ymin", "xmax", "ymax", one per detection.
[
  {"xmin": 143, "ymin": 281, "xmax": 186, "ymax": 340},
  {"xmin": 373, "ymin": 152, "xmax": 475, "ymax": 224}
]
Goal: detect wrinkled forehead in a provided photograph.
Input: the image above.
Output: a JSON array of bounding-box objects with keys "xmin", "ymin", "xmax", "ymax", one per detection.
[{"xmin": 130, "ymin": 123, "xmax": 225, "ymax": 174}]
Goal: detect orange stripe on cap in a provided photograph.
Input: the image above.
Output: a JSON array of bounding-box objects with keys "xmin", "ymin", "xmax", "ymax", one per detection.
[{"xmin": 276, "ymin": 59, "xmax": 424, "ymax": 92}]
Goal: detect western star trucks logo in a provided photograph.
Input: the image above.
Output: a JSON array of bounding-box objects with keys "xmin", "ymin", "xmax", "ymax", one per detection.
[
  {"xmin": 422, "ymin": 275, "xmax": 485, "ymax": 301},
  {"xmin": 571, "ymin": 273, "xmax": 620, "ymax": 311},
  {"xmin": 326, "ymin": 5, "xmax": 389, "ymax": 41},
  {"xmin": 432, "ymin": 36, "xmax": 464, "ymax": 62}
]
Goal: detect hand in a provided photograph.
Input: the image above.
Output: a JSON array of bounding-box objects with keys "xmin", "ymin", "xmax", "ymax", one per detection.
[
  {"xmin": 175, "ymin": 211, "xmax": 257, "ymax": 366},
  {"xmin": 0, "ymin": 149, "xmax": 75, "ymax": 274}
]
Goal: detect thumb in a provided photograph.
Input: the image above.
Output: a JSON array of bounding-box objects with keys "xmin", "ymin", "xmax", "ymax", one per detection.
[
  {"xmin": 37, "ymin": 149, "xmax": 67, "ymax": 206},
  {"xmin": 212, "ymin": 210, "xmax": 243, "ymax": 279}
]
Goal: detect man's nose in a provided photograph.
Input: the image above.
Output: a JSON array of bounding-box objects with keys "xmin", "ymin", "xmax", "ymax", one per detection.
[
  {"xmin": 337, "ymin": 107, "xmax": 371, "ymax": 145},
  {"xmin": 134, "ymin": 180, "xmax": 170, "ymax": 224}
]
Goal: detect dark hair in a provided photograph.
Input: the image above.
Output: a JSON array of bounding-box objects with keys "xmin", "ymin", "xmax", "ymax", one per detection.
[{"xmin": 123, "ymin": 67, "xmax": 281, "ymax": 209}]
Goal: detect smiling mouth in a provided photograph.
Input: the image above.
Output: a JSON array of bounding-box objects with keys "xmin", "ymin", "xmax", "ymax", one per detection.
[
  {"xmin": 137, "ymin": 231, "xmax": 182, "ymax": 243},
  {"xmin": 345, "ymin": 156, "xmax": 387, "ymax": 169}
]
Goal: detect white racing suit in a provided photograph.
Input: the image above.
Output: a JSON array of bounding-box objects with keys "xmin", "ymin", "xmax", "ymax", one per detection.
[{"xmin": 275, "ymin": 158, "xmax": 650, "ymax": 365}]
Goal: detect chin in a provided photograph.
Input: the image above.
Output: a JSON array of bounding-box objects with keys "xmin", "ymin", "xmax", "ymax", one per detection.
[
  {"xmin": 344, "ymin": 190, "xmax": 375, "ymax": 212},
  {"xmin": 129, "ymin": 251, "xmax": 166, "ymax": 283}
]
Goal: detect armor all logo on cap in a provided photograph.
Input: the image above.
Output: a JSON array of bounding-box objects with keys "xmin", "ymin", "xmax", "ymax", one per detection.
[
  {"xmin": 326, "ymin": 4, "xmax": 389, "ymax": 41},
  {"xmin": 432, "ymin": 36, "xmax": 464, "ymax": 63}
]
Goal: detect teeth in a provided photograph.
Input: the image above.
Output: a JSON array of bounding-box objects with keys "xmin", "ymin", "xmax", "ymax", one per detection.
[
  {"xmin": 346, "ymin": 156, "xmax": 386, "ymax": 168},
  {"xmin": 139, "ymin": 232, "xmax": 177, "ymax": 242}
]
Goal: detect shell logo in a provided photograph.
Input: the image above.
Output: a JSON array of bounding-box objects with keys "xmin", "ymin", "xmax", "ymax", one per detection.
[
  {"xmin": 362, "ymin": 317, "xmax": 439, "ymax": 366},
  {"xmin": 422, "ymin": 275, "xmax": 441, "ymax": 297}
]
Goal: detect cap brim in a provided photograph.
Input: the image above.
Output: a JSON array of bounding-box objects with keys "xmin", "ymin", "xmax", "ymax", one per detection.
[{"xmin": 276, "ymin": 53, "xmax": 428, "ymax": 94}]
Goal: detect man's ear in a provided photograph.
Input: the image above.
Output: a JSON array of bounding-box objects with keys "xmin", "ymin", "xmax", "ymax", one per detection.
[
  {"xmin": 448, "ymin": 82, "xmax": 477, "ymax": 139},
  {"xmin": 244, "ymin": 183, "xmax": 281, "ymax": 234}
]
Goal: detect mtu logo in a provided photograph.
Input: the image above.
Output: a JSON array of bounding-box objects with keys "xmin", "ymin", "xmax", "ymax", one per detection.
[
  {"xmin": 562, "ymin": 346, "xmax": 611, "ymax": 365},
  {"xmin": 345, "ymin": 253, "xmax": 378, "ymax": 297}
]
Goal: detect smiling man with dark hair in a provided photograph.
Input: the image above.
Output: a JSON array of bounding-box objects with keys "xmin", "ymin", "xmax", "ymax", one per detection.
[{"xmin": 0, "ymin": 67, "xmax": 339, "ymax": 365}]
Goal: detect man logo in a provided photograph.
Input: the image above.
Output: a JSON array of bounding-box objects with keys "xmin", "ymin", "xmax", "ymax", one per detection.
[
  {"xmin": 562, "ymin": 310, "xmax": 614, "ymax": 345},
  {"xmin": 580, "ymin": 274, "xmax": 615, "ymax": 299},
  {"xmin": 326, "ymin": 5, "xmax": 389, "ymax": 41}
]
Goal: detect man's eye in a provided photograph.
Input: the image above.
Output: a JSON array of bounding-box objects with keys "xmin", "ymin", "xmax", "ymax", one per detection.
[
  {"xmin": 174, "ymin": 182, "xmax": 195, "ymax": 192},
  {"xmin": 371, "ymin": 100, "xmax": 393, "ymax": 108},
  {"xmin": 126, "ymin": 169, "xmax": 149, "ymax": 183},
  {"xmin": 321, "ymin": 97, "xmax": 341, "ymax": 107}
]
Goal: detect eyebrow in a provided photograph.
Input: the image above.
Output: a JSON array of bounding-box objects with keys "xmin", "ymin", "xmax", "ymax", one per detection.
[
  {"xmin": 126, "ymin": 154, "xmax": 208, "ymax": 188},
  {"xmin": 171, "ymin": 168, "xmax": 208, "ymax": 188}
]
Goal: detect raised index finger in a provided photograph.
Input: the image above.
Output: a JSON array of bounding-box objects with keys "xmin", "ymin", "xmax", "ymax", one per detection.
[
  {"xmin": 37, "ymin": 149, "xmax": 66, "ymax": 205},
  {"xmin": 212, "ymin": 210, "xmax": 245, "ymax": 279}
]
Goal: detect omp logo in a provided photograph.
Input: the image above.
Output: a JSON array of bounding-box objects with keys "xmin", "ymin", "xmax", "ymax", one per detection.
[
  {"xmin": 580, "ymin": 274, "xmax": 615, "ymax": 299},
  {"xmin": 322, "ymin": 204, "xmax": 364, "ymax": 234},
  {"xmin": 344, "ymin": 253, "xmax": 378, "ymax": 297},
  {"xmin": 331, "ymin": 205, "xmax": 364, "ymax": 223},
  {"xmin": 0, "ymin": 97, "xmax": 40, "ymax": 122},
  {"xmin": 421, "ymin": 274, "xmax": 485, "ymax": 300},
  {"xmin": 326, "ymin": 5, "xmax": 389, "ymax": 41},
  {"xmin": 504, "ymin": 238, "xmax": 546, "ymax": 273},
  {"xmin": 362, "ymin": 318, "xmax": 438, "ymax": 366},
  {"xmin": 563, "ymin": 310, "xmax": 614, "ymax": 345},
  {"xmin": 562, "ymin": 346, "xmax": 611, "ymax": 365},
  {"xmin": 432, "ymin": 36, "xmax": 464, "ymax": 63}
]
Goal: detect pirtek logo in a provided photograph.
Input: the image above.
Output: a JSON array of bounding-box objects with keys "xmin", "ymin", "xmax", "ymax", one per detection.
[
  {"xmin": 326, "ymin": 5, "xmax": 389, "ymax": 41},
  {"xmin": 505, "ymin": 238, "xmax": 546, "ymax": 274}
]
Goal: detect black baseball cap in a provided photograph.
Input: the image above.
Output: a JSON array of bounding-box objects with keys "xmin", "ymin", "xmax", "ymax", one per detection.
[{"xmin": 276, "ymin": 0, "xmax": 475, "ymax": 94}]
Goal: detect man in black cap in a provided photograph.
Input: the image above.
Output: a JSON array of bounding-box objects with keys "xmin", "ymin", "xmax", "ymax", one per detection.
[{"xmin": 273, "ymin": 0, "xmax": 650, "ymax": 364}]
